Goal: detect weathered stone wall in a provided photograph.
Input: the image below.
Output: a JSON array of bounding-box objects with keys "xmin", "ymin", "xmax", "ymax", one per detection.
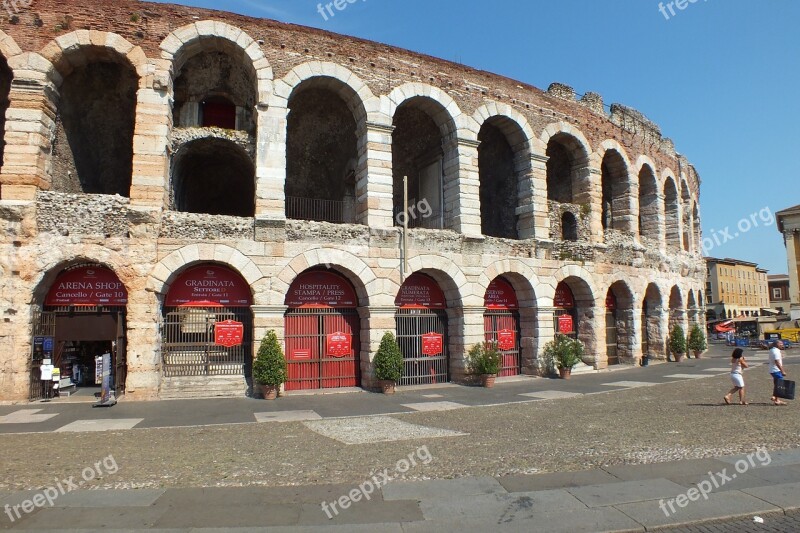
[{"xmin": 36, "ymin": 191, "xmax": 129, "ymax": 237}]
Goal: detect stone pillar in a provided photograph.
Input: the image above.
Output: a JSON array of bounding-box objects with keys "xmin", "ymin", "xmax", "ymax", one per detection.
[
  {"xmin": 446, "ymin": 136, "xmax": 482, "ymax": 236},
  {"xmin": 0, "ymin": 79, "xmax": 55, "ymax": 200},
  {"xmin": 358, "ymin": 122, "xmax": 394, "ymax": 228},
  {"xmin": 519, "ymin": 153, "xmax": 548, "ymax": 240},
  {"xmin": 649, "ymin": 307, "xmax": 668, "ymax": 361},
  {"xmin": 361, "ymin": 306, "xmax": 396, "ymax": 388},
  {"xmin": 255, "ymin": 104, "xmax": 288, "ymax": 220},
  {"xmin": 574, "ymin": 163, "xmax": 603, "ymax": 243},
  {"xmin": 617, "ymin": 307, "xmax": 641, "ymax": 364},
  {"xmin": 786, "ymin": 231, "xmax": 800, "ymax": 320},
  {"xmin": 582, "ymin": 301, "xmax": 603, "ymax": 369},
  {"xmin": 536, "ymin": 306, "xmax": 556, "ymax": 375},
  {"xmin": 452, "ymin": 306, "xmax": 484, "ymax": 382},
  {"xmin": 129, "ymin": 59, "xmax": 171, "ymax": 214},
  {"xmin": 519, "ymin": 305, "xmax": 539, "ymax": 375},
  {"xmin": 123, "ymin": 289, "xmax": 161, "ymax": 401}
]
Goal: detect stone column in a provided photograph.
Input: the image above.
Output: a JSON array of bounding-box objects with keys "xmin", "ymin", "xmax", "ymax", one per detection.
[
  {"xmin": 649, "ymin": 306, "xmax": 668, "ymax": 361},
  {"xmin": 786, "ymin": 231, "xmax": 800, "ymax": 319},
  {"xmin": 518, "ymin": 153, "xmax": 548, "ymax": 240},
  {"xmin": 574, "ymin": 163, "xmax": 603, "ymax": 243},
  {"xmin": 618, "ymin": 307, "xmax": 641, "ymax": 364},
  {"xmin": 358, "ymin": 122, "xmax": 394, "ymax": 228},
  {"xmin": 452, "ymin": 306, "xmax": 484, "ymax": 382},
  {"xmin": 0, "ymin": 78, "xmax": 55, "ymax": 200},
  {"xmin": 581, "ymin": 301, "xmax": 603, "ymax": 369},
  {"xmin": 446, "ymin": 136, "xmax": 481, "ymax": 236},
  {"xmin": 255, "ymin": 104, "xmax": 288, "ymax": 220},
  {"xmin": 519, "ymin": 305, "xmax": 539, "ymax": 375},
  {"xmin": 123, "ymin": 288, "xmax": 162, "ymax": 401},
  {"xmin": 536, "ymin": 307, "xmax": 556, "ymax": 375},
  {"xmin": 361, "ymin": 306, "xmax": 396, "ymax": 388}
]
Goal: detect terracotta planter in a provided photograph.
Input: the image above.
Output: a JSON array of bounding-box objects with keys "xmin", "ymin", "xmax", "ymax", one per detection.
[
  {"xmin": 258, "ymin": 384, "xmax": 278, "ymax": 400},
  {"xmin": 693, "ymin": 350, "xmax": 702, "ymax": 359},
  {"xmin": 480, "ymin": 374, "xmax": 497, "ymax": 388},
  {"xmin": 378, "ymin": 380, "xmax": 396, "ymax": 395},
  {"xmin": 559, "ymin": 368, "xmax": 572, "ymax": 379},
  {"xmin": 674, "ymin": 353, "xmax": 685, "ymax": 363}
]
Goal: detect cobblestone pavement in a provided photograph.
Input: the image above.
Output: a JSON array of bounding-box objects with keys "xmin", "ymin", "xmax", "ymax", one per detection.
[
  {"xmin": 1, "ymin": 350, "xmax": 797, "ymax": 492},
  {"xmin": 660, "ymin": 509, "xmax": 800, "ymax": 532}
]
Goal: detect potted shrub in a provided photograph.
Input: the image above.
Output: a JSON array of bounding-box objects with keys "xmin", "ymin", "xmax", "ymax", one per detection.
[
  {"xmin": 669, "ymin": 324, "xmax": 687, "ymax": 362},
  {"xmin": 468, "ymin": 342, "xmax": 502, "ymax": 388},
  {"xmin": 252, "ymin": 330, "xmax": 287, "ymax": 400},
  {"xmin": 373, "ymin": 332, "xmax": 403, "ymax": 394},
  {"xmin": 543, "ymin": 334, "xmax": 584, "ymax": 379},
  {"xmin": 687, "ymin": 324, "xmax": 707, "ymax": 359}
]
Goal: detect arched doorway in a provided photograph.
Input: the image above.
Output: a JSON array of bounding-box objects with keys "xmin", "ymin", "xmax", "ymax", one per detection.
[
  {"xmin": 484, "ymin": 277, "xmax": 521, "ymax": 376},
  {"xmin": 554, "ymin": 281, "xmax": 577, "ymax": 339},
  {"xmin": 31, "ymin": 265, "xmax": 128, "ymax": 401},
  {"xmin": 161, "ymin": 264, "xmax": 253, "ymax": 378},
  {"xmin": 642, "ymin": 283, "xmax": 664, "ymax": 360},
  {"xmin": 395, "ymin": 273, "xmax": 449, "ymax": 385},
  {"xmin": 284, "ymin": 269, "xmax": 361, "ymax": 390},
  {"xmin": 605, "ymin": 289, "xmax": 619, "ymax": 366}
]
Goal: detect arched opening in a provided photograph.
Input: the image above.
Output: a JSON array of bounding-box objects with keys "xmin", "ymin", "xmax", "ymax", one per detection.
[
  {"xmin": 478, "ymin": 117, "xmax": 523, "ymax": 239},
  {"xmin": 172, "ymin": 42, "xmax": 256, "ymax": 133},
  {"xmin": 553, "ymin": 277, "xmax": 596, "ymax": 362},
  {"xmin": 638, "ymin": 165, "xmax": 660, "ymax": 242},
  {"xmin": 0, "ymin": 54, "xmax": 12, "ymax": 175},
  {"xmin": 601, "ymin": 149, "xmax": 630, "ymax": 234},
  {"xmin": 668, "ymin": 286, "xmax": 684, "ymax": 359},
  {"xmin": 681, "ymin": 180, "xmax": 692, "ymax": 252},
  {"xmin": 284, "ymin": 269, "xmax": 362, "ymax": 391},
  {"xmin": 172, "ymin": 138, "xmax": 255, "ymax": 217},
  {"xmin": 642, "ymin": 283, "xmax": 664, "ymax": 360},
  {"xmin": 606, "ymin": 281, "xmax": 635, "ymax": 366},
  {"xmin": 31, "ymin": 264, "xmax": 129, "ymax": 401},
  {"xmin": 51, "ymin": 47, "xmax": 137, "ymax": 196},
  {"xmin": 395, "ymin": 273, "xmax": 450, "ymax": 385},
  {"xmin": 161, "ymin": 264, "xmax": 253, "ymax": 380},
  {"xmin": 664, "ymin": 178, "xmax": 681, "ymax": 251},
  {"xmin": 692, "ymin": 202, "xmax": 701, "ymax": 252},
  {"xmin": 546, "ymin": 135, "xmax": 579, "ymax": 204},
  {"xmin": 484, "ymin": 277, "xmax": 521, "ymax": 376},
  {"xmin": 392, "ymin": 97, "xmax": 455, "ymax": 230},
  {"xmin": 285, "ymin": 79, "xmax": 360, "ymax": 224},
  {"xmin": 687, "ymin": 290, "xmax": 698, "ymax": 328},
  {"xmin": 561, "ymin": 212, "xmax": 578, "ymax": 241}
]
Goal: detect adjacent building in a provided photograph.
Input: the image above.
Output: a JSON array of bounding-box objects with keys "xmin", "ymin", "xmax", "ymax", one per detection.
[
  {"xmin": 705, "ymin": 258, "xmax": 769, "ymax": 320},
  {"xmin": 768, "ymin": 274, "xmax": 792, "ymax": 315},
  {"xmin": 0, "ymin": 0, "xmax": 705, "ymax": 402},
  {"xmin": 776, "ymin": 205, "xmax": 800, "ymax": 320}
]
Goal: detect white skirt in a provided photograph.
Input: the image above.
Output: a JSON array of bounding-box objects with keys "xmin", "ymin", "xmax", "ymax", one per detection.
[{"xmin": 730, "ymin": 372, "xmax": 744, "ymax": 388}]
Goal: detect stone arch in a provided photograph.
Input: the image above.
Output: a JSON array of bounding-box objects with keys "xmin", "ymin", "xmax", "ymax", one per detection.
[
  {"xmin": 606, "ymin": 279, "xmax": 637, "ymax": 365},
  {"xmin": 547, "ymin": 264, "xmax": 599, "ymax": 305},
  {"xmin": 274, "ymin": 248, "xmax": 379, "ymax": 308},
  {"xmin": 549, "ymin": 267, "xmax": 598, "ymax": 363},
  {"xmin": 39, "ymin": 30, "xmax": 147, "ymax": 83},
  {"xmin": 663, "ymin": 175, "xmax": 681, "ymax": 251},
  {"xmin": 540, "ymin": 121, "xmax": 593, "ymax": 207},
  {"xmin": 386, "ymin": 82, "xmax": 462, "ymax": 137},
  {"xmin": 637, "ymin": 161, "xmax": 661, "ymax": 242},
  {"xmin": 478, "ymin": 259, "xmax": 538, "ymax": 307},
  {"xmin": 147, "ymin": 244, "xmax": 264, "ymax": 303},
  {"xmin": 160, "ymin": 21, "xmax": 272, "ymax": 102},
  {"xmin": 30, "ymin": 254, "xmax": 137, "ymax": 307},
  {"xmin": 597, "ymin": 140, "xmax": 634, "ymax": 234},
  {"xmin": 406, "ymin": 255, "xmax": 469, "ymax": 307},
  {"xmin": 641, "ymin": 282, "xmax": 665, "ymax": 360},
  {"xmin": 0, "ymin": 30, "xmax": 22, "ymax": 60},
  {"xmin": 471, "ymin": 103, "xmax": 536, "ymax": 151}
]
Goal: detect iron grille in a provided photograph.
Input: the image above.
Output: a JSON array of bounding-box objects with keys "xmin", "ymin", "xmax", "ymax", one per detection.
[
  {"xmin": 29, "ymin": 309, "xmax": 56, "ymax": 401},
  {"xmin": 284, "ymin": 308, "xmax": 361, "ymax": 390},
  {"xmin": 286, "ymin": 196, "xmax": 354, "ymax": 224},
  {"xmin": 483, "ymin": 310, "xmax": 521, "ymax": 377},
  {"xmin": 162, "ymin": 307, "xmax": 252, "ymax": 376},
  {"xmin": 395, "ymin": 308, "xmax": 449, "ymax": 386},
  {"xmin": 606, "ymin": 310, "xmax": 619, "ymax": 365}
]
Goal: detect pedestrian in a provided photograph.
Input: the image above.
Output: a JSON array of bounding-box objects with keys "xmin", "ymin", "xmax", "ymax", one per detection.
[
  {"xmin": 724, "ymin": 348, "xmax": 748, "ymax": 405},
  {"xmin": 769, "ymin": 341, "xmax": 788, "ymax": 406}
]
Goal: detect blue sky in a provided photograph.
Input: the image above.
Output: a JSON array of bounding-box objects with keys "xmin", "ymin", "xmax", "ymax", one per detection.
[{"xmin": 155, "ymin": 0, "xmax": 799, "ymax": 274}]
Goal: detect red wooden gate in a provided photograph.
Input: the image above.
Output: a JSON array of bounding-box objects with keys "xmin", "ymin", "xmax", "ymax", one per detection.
[
  {"xmin": 284, "ymin": 270, "xmax": 361, "ymax": 390},
  {"xmin": 484, "ymin": 277, "xmax": 521, "ymax": 377}
]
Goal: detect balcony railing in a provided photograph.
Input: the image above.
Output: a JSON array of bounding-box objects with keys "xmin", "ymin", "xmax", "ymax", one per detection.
[
  {"xmin": 393, "ymin": 206, "xmax": 444, "ymax": 230},
  {"xmin": 286, "ymin": 196, "xmax": 355, "ymax": 224}
]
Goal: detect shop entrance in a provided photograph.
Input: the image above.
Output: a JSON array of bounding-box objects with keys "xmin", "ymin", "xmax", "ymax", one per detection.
[
  {"xmin": 395, "ymin": 273, "xmax": 449, "ymax": 386},
  {"xmin": 484, "ymin": 277, "xmax": 521, "ymax": 377},
  {"xmin": 284, "ymin": 270, "xmax": 361, "ymax": 391},
  {"xmin": 162, "ymin": 265, "xmax": 253, "ymax": 377},
  {"xmin": 30, "ymin": 265, "xmax": 128, "ymax": 401}
]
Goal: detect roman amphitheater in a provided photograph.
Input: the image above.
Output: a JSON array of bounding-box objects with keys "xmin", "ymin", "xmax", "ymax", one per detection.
[{"xmin": 0, "ymin": 0, "xmax": 705, "ymax": 401}]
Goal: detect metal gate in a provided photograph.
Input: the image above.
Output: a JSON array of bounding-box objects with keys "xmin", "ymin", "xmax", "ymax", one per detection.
[
  {"xmin": 162, "ymin": 307, "xmax": 251, "ymax": 376},
  {"xmin": 30, "ymin": 309, "xmax": 56, "ymax": 401},
  {"xmin": 641, "ymin": 305, "xmax": 649, "ymax": 357},
  {"xmin": 606, "ymin": 310, "xmax": 619, "ymax": 365},
  {"xmin": 395, "ymin": 308, "xmax": 449, "ymax": 386},
  {"xmin": 115, "ymin": 311, "xmax": 127, "ymax": 396},
  {"xmin": 284, "ymin": 308, "xmax": 361, "ymax": 390},
  {"xmin": 484, "ymin": 310, "xmax": 521, "ymax": 376}
]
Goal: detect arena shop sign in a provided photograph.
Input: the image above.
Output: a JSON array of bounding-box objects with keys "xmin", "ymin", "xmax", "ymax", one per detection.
[{"xmin": 45, "ymin": 266, "xmax": 128, "ymax": 306}]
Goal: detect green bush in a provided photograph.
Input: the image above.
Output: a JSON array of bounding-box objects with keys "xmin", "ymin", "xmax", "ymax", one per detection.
[
  {"xmin": 543, "ymin": 334, "xmax": 584, "ymax": 370},
  {"xmin": 687, "ymin": 324, "xmax": 707, "ymax": 353},
  {"xmin": 669, "ymin": 324, "xmax": 687, "ymax": 355},
  {"xmin": 468, "ymin": 342, "xmax": 502, "ymax": 375},
  {"xmin": 252, "ymin": 330, "xmax": 287, "ymax": 386},
  {"xmin": 374, "ymin": 332, "xmax": 403, "ymax": 383}
]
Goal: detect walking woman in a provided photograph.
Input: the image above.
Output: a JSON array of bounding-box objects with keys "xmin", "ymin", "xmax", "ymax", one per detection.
[
  {"xmin": 769, "ymin": 340, "xmax": 788, "ymax": 406},
  {"xmin": 724, "ymin": 348, "xmax": 748, "ymax": 405}
]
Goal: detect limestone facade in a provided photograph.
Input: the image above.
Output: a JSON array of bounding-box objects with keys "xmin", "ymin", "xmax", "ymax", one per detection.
[{"xmin": 0, "ymin": 0, "xmax": 705, "ymax": 401}]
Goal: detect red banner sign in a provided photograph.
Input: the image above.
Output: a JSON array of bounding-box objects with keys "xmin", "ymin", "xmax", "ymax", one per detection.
[
  {"xmin": 214, "ymin": 320, "xmax": 244, "ymax": 347},
  {"xmin": 166, "ymin": 265, "xmax": 252, "ymax": 307},
  {"xmin": 554, "ymin": 282, "xmax": 575, "ymax": 309},
  {"xmin": 558, "ymin": 315, "xmax": 574, "ymax": 334},
  {"xmin": 422, "ymin": 332, "xmax": 444, "ymax": 356},
  {"xmin": 497, "ymin": 329, "xmax": 516, "ymax": 351},
  {"xmin": 396, "ymin": 273, "xmax": 446, "ymax": 309},
  {"xmin": 45, "ymin": 266, "xmax": 128, "ymax": 306},
  {"xmin": 606, "ymin": 292, "xmax": 617, "ymax": 311},
  {"xmin": 485, "ymin": 278, "xmax": 519, "ymax": 310},
  {"xmin": 286, "ymin": 271, "xmax": 358, "ymax": 308},
  {"xmin": 326, "ymin": 331, "xmax": 352, "ymax": 357}
]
